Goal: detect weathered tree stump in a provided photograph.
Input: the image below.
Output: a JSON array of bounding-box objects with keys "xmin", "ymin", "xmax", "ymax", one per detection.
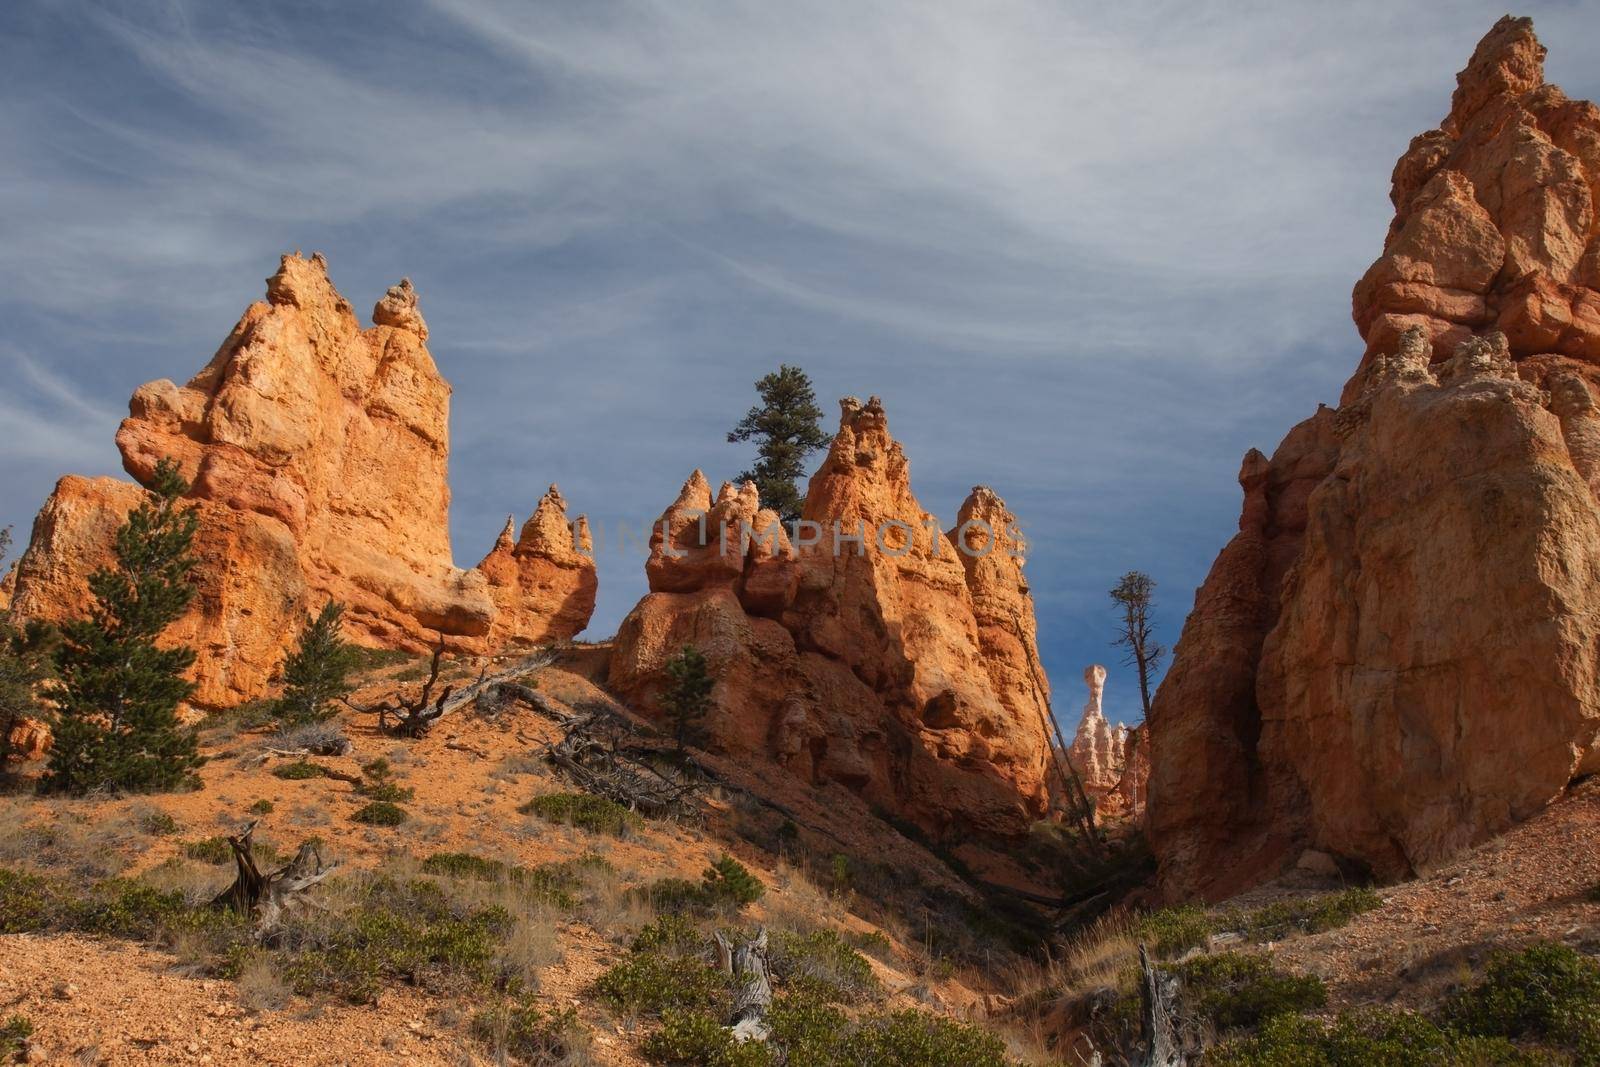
[
  {"xmin": 714, "ymin": 927, "xmax": 773, "ymax": 1043},
  {"xmin": 1137, "ymin": 943, "xmax": 1187, "ymax": 1067},
  {"xmin": 210, "ymin": 819, "xmax": 337, "ymax": 937}
]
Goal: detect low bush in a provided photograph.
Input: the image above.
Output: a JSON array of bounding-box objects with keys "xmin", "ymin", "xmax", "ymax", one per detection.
[
  {"xmin": 769, "ymin": 928, "xmax": 879, "ymax": 1003},
  {"xmin": 1210, "ymin": 1009, "xmax": 1549, "ymax": 1067},
  {"xmin": 472, "ymin": 997, "xmax": 592, "ymax": 1064},
  {"xmin": 271, "ymin": 760, "xmax": 326, "ymax": 781},
  {"xmin": 249, "ymin": 799, "xmax": 275, "ymax": 815},
  {"xmin": 702, "ymin": 855, "xmax": 764, "ymax": 909},
  {"xmin": 1136, "ymin": 904, "xmax": 1215, "ymax": 958},
  {"xmin": 139, "ymin": 810, "xmax": 180, "ymax": 836},
  {"xmin": 183, "ymin": 837, "xmax": 234, "ymax": 865},
  {"xmin": 276, "ymin": 876, "xmax": 512, "ymax": 1003},
  {"xmin": 631, "ymin": 914, "xmax": 705, "ymax": 956},
  {"xmin": 521, "ymin": 793, "xmax": 640, "ymax": 836},
  {"xmin": 0, "ymin": 1014, "xmax": 33, "ymax": 1060},
  {"xmin": 1234, "ymin": 887, "xmax": 1383, "ymax": 942},
  {"xmin": 637, "ymin": 856, "xmax": 765, "ymax": 916},
  {"xmin": 1444, "ymin": 941, "xmax": 1600, "ymax": 1061},
  {"xmin": 351, "ymin": 801, "xmax": 407, "ymax": 826},
  {"xmin": 421, "ymin": 850, "xmax": 613, "ymax": 910},
  {"xmin": 595, "ymin": 951, "xmax": 724, "ymax": 1016},
  {"xmin": 356, "ymin": 758, "xmax": 414, "ymax": 803},
  {"xmin": 1173, "ymin": 952, "xmax": 1327, "ymax": 1032},
  {"xmin": 642, "ymin": 1009, "xmax": 772, "ymax": 1066},
  {"xmin": 835, "ymin": 1009, "xmax": 1014, "ymax": 1066}
]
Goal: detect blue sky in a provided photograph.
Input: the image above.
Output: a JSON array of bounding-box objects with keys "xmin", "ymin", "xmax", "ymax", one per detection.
[{"xmin": 3, "ymin": 1, "xmax": 1597, "ymax": 726}]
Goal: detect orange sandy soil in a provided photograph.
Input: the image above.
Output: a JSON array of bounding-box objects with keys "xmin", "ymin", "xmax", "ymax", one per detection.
[
  {"xmin": 1264, "ymin": 777, "xmax": 1600, "ymax": 1009},
  {"xmin": 0, "ymin": 650, "xmax": 1011, "ymax": 1066}
]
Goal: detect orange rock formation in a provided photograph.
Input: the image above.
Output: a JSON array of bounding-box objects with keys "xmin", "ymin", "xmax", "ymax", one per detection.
[
  {"xmin": 7, "ymin": 254, "xmax": 595, "ymax": 710},
  {"xmin": 608, "ymin": 397, "xmax": 1053, "ymax": 837},
  {"xmin": 1151, "ymin": 17, "xmax": 1600, "ymax": 899}
]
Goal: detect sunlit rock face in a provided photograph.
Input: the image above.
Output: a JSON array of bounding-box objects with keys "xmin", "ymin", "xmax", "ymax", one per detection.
[
  {"xmin": 8, "ymin": 254, "xmax": 594, "ymax": 709},
  {"xmin": 1150, "ymin": 17, "xmax": 1600, "ymax": 900},
  {"xmin": 609, "ymin": 397, "xmax": 1054, "ymax": 839}
]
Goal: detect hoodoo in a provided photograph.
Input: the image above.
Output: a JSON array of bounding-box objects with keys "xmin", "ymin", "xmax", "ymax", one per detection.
[
  {"xmin": 1149, "ymin": 17, "xmax": 1600, "ymax": 899},
  {"xmin": 6, "ymin": 254, "xmax": 595, "ymax": 710},
  {"xmin": 608, "ymin": 397, "xmax": 1055, "ymax": 838}
]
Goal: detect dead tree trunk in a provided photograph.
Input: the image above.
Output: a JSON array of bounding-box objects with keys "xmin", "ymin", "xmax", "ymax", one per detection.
[
  {"xmin": 714, "ymin": 927, "xmax": 773, "ymax": 1043},
  {"xmin": 210, "ymin": 819, "xmax": 338, "ymax": 938},
  {"xmin": 1137, "ymin": 943, "xmax": 1186, "ymax": 1067}
]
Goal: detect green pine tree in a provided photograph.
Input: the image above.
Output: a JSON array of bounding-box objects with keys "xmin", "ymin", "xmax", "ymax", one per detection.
[
  {"xmin": 726, "ymin": 364, "xmax": 832, "ymax": 525},
  {"xmin": 42, "ymin": 458, "xmax": 205, "ymax": 794},
  {"xmin": 274, "ymin": 601, "xmax": 359, "ymax": 725},
  {"xmin": 660, "ymin": 645, "xmax": 714, "ymax": 753}
]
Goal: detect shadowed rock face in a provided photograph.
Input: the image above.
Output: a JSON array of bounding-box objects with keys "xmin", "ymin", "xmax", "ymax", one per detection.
[
  {"xmin": 1151, "ymin": 17, "xmax": 1600, "ymax": 900},
  {"xmin": 608, "ymin": 397, "xmax": 1053, "ymax": 839},
  {"xmin": 8, "ymin": 254, "xmax": 594, "ymax": 709}
]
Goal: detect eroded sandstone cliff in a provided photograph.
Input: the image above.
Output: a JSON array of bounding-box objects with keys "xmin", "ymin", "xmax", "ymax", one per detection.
[
  {"xmin": 608, "ymin": 397, "xmax": 1054, "ymax": 838},
  {"xmin": 8, "ymin": 254, "xmax": 595, "ymax": 709},
  {"xmin": 1151, "ymin": 17, "xmax": 1600, "ymax": 899}
]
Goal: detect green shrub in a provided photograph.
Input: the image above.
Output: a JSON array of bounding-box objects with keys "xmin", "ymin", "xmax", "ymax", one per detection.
[
  {"xmin": 768, "ymin": 995, "xmax": 851, "ymax": 1062},
  {"xmin": 594, "ymin": 952, "xmax": 724, "ymax": 1015},
  {"xmin": 521, "ymin": 792, "xmax": 641, "ymax": 836},
  {"xmin": 140, "ymin": 809, "xmax": 180, "ymax": 836},
  {"xmin": 1445, "ymin": 941, "xmax": 1600, "ymax": 1061},
  {"xmin": 421, "ymin": 850, "xmax": 614, "ymax": 910},
  {"xmin": 1174, "ymin": 952, "xmax": 1327, "ymax": 1032},
  {"xmin": 184, "ymin": 836, "xmax": 234, "ymax": 865},
  {"xmin": 1210, "ymin": 1009, "xmax": 1551, "ymax": 1066},
  {"xmin": 351, "ymin": 801, "xmax": 407, "ymax": 826},
  {"xmin": 642, "ymin": 1009, "xmax": 772, "ymax": 1066},
  {"xmin": 846, "ymin": 929, "xmax": 895, "ymax": 962},
  {"xmin": 1136, "ymin": 904, "xmax": 1215, "ymax": 957},
  {"xmin": 1235, "ymin": 887, "xmax": 1383, "ymax": 942},
  {"xmin": 422, "ymin": 851, "xmax": 515, "ymax": 881},
  {"xmin": 276, "ymin": 877, "xmax": 511, "ymax": 1003},
  {"xmin": 0, "ymin": 868, "xmax": 51, "ymax": 933},
  {"xmin": 271, "ymin": 760, "xmax": 326, "ymax": 780},
  {"xmin": 835, "ymin": 1009, "xmax": 1013, "ymax": 1066},
  {"xmin": 472, "ymin": 998, "xmax": 591, "ymax": 1064},
  {"xmin": 770, "ymin": 928, "xmax": 879, "ymax": 1002},
  {"xmin": 702, "ymin": 855, "xmax": 764, "ymax": 909},
  {"xmin": 639, "ymin": 876, "xmax": 712, "ymax": 915},
  {"xmin": 356, "ymin": 758, "xmax": 414, "ymax": 803},
  {"xmin": 632, "ymin": 914, "xmax": 706, "ymax": 956},
  {"xmin": 249, "ymin": 798, "xmax": 275, "ymax": 814},
  {"xmin": 0, "ymin": 1014, "xmax": 33, "ymax": 1060}
]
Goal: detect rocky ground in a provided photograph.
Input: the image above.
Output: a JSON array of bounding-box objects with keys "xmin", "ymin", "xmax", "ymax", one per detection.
[{"xmin": 0, "ymin": 650, "xmax": 1036, "ymax": 1066}]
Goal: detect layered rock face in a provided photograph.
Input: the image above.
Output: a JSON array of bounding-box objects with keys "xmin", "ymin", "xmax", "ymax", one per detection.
[
  {"xmin": 609, "ymin": 397, "xmax": 1053, "ymax": 837},
  {"xmin": 1151, "ymin": 18, "xmax": 1600, "ymax": 899},
  {"xmin": 8, "ymin": 254, "xmax": 595, "ymax": 709}
]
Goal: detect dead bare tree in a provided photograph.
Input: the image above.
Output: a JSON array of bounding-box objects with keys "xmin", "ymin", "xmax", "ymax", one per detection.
[
  {"xmin": 210, "ymin": 819, "xmax": 337, "ymax": 936},
  {"xmin": 344, "ymin": 638, "xmax": 454, "ymax": 737},
  {"xmin": 542, "ymin": 712, "xmax": 701, "ymax": 819},
  {"xmin": 714, "ymin": 927, "xmax": 773, "ymax": 1043}
]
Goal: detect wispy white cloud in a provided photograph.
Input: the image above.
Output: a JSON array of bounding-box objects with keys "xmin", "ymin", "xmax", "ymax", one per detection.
[{"xmin": 1, "ymin": 0, "xmax": 1596, "ymax": 719}]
